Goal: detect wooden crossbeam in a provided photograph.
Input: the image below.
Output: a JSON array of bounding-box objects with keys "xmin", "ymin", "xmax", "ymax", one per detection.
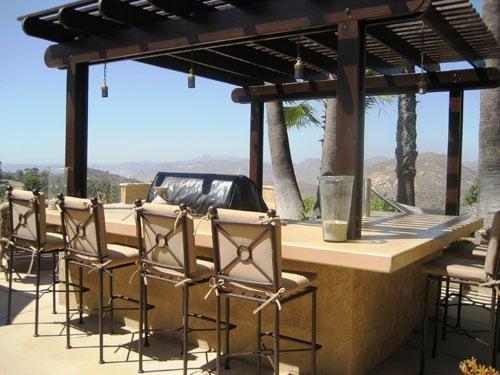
[
  {"xmin": 149, "ymin": 0, "xmax": 212, "ymax": 18},
  {"xmin": 59, "ymin": 7, "xmax": 125, "ymax": 35},
  {"xmin": 423, "ymin": 6, "xmax": 484, "ymax": 68},
  {"xmin": 174, "ymin": 49, "xmax": 290, "ymax": 83},
  {"xmin": 22, "ymin": 16, "xmax": 79, "ymax": 43},
  {"xmin": 307, "ymin": 32, "xmax": 402, "ymax": 75},
  {"xmin": 44, "ymin": 0, "xmax": 429, "ymax": 68},
  {"xmin": 138, "ymin": 55, "xmax": 260, "ymax": 86},
  {"xmin": 100, "ymin": 0, "xmax": 164, "ymax": 27},
  {"xmin": 368, "ymin": 25, "xmax": 440, "ymax": 71},
  {"xmin": 231, "ymin": 67, "xmax": 500, "ymax": 103},
  {"xmin": 257, "ymin": 39, "xmax": 335, "ymax": 75}
]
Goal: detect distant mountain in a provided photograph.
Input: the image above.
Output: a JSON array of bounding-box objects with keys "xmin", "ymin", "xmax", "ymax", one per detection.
[{"xmin": 3, "ymin": 154, "xmax": 477, "ymax": 213}]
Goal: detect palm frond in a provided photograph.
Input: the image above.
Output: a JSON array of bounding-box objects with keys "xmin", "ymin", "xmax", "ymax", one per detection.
[{"xmin": 283, "ymin": 101, "xmax": 321, "ymax": 130}]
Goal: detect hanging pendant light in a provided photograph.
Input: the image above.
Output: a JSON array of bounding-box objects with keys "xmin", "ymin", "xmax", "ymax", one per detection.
[
  {"xmin": 417, "ymin": 20, "xmax": 427, "ymax": 95},
  {"xmin": 101, "ymin": 61, "xmax": 109, "ymax": 98},
  {"xmin": 188, "ymin": 49, "xmax": 195, "ymax": 89},
  {"xmin": 294, "ymin": 34, "xmax": 304, "ymax": 82}
]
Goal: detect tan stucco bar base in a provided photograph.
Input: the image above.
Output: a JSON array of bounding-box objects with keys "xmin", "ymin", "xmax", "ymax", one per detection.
[{"xmin": 46, "ymin": 208, "xmax": 482, "ymax": 374}]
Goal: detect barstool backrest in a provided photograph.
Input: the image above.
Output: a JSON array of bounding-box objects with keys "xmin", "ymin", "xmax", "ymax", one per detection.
[
  {"xmin": 136, "ymin": 203, "xmax": 197, "ymax": 276},
  {"xmin": 7, "ymin": 188, "xmax": 46, "ymax": 246},
  {"xmin": 210, "ymin": 208, "xmax": 282, "ymax": 291},
  {"xmin": 484, "ymin": 210, "xmax": 500, "ymax": 279},
  {"xmin": 57, "ymin": 196, "xmax": 108, "ymax": 261}
]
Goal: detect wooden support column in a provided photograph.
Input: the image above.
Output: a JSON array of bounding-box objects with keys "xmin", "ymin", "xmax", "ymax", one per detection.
[
  {"xmin": 249, "ymin": 101, "xmax": 264, "ymax": 191},
  {"xmin": 445, "ymin": 89, "xmax": 464, "ymax": 215},
  {"xmin": 65, "ymin": 63, "xmax": 89, "ymax": 198},
  {"xmin": 335, "ymin": 20, "xmax": 365, "ymax": 239}
]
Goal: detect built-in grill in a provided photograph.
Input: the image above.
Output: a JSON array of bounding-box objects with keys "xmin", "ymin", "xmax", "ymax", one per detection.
[{"xmin": 147, "ymin": 172, "xmax": 267, "ymax": 215}]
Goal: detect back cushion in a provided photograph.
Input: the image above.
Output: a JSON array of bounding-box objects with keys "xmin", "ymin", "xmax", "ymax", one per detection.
[
  {"xmin": 213, "ymin": 209, "xmax": 282, "ymax": 289},
  {"xmin": 61, "ymin": 197, "xmax": 108, "ymax": 259},
  {"xmin": 140, "ymin": 203, "xmax": 196, "ymax": 275},
  {"xmin": 10, "ymin": 189, "xmax": 47, "ymax": 244},
  {"xmin": 484, "ymin": 211, "xmax": 500, "ymax": 278}
]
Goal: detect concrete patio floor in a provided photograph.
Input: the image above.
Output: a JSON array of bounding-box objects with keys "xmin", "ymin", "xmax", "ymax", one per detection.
[{"xmin": 0, "ymin": 268, "xmax": 497, "ymax": 374}]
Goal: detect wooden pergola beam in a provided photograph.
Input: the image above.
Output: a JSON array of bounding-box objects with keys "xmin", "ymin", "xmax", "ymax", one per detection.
[
  {"xmin": 423, "ymin": 6, "xmax": 484, "ymax": 69},
  {"xmin": 148, "ymin": 0, "xmax": 212, "ymax": 18},
  {"xmin": 22, "ymin": 16, "xmax": 79, "ymax": 43},
  {"xmin": 368, "ymin": 25, "xmax": 441, "ymax": 71},
  {"xmin": 249, "ymin": 102, "xmax": 264, "ymax": 191},
  {"xmin": 59, "ymin": 7, "xmax": 125, "ymax": 35},
  {"xmin": 99, "ymin": 0, "xmax": 164, "ymax": 27},
  {"xmin": 44, "ymin": 0, "xmax": 429, "ymax": 68},
  {"xmin": 231, "ymin": 68, "xmax": 500, "ymax": 103}
]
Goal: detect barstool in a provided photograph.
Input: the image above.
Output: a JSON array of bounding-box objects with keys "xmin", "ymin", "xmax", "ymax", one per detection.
[
  {"xmin": 57, "ymin": 195, "xmax": 140, "ymax": 364},
  {"xmin": 135, "ymin": 201, "xmax": 220, "ymax": 375},
  {"xmin": 420, "ymin": 210, "xmax": 500, "ymax": 374},
  {"xmin": 208, "ymin": 207, "xmax": 320, "ymax": 374},
  {"xmin": 5, "ymin": 187, "xmax": 64, "ymax": 336}
]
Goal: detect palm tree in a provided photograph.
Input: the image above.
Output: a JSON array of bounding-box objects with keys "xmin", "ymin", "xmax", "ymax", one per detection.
[
  {"xmin": 478, "ymin": 0, "xmax": 499, "ymax": 226},
  {"xmin": 396, "ymin": 65, "xmax": 418, "ymax": 206},
  {"xmin": 266, "ymin": 101, "xmax": 308, "ymax": 219}
]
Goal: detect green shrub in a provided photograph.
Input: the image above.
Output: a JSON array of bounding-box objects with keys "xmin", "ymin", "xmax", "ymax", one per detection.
[
  {"xmin": 300, "ymin": 196, "xmax": 316, "ymax": 220},
  {"xmin": 464, "ymin": 180, "xmax": 478, "ymax": 206}
]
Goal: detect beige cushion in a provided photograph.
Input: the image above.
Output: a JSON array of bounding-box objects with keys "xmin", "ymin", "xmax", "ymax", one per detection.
[
  {"xmin": 484, "ymin": 211, "xmax": 500, "ymax": 278},
  {"xmin": 9, "ymin": 189, "xmax": 47, "ymax": 244},
  {"xmin": 422, "ymin": 256, "xmax": 486, "ymax": 282},
  {"xmin": 224, "ymin": 270, "xmax": 316, "ymax": 298},
  {"xmin": 71, "ymin": 243, "xmax": 138, "ymax": 268},
  {"xmin": 145, "ymin": 258, "xmax": 214, "ymax": 281},
  {"xmin": 44, "ymin": 232, "xmax": 64, "ymax": 251}
]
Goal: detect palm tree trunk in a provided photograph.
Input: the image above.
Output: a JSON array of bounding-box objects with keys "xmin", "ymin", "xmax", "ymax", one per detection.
[
  {"xmin": 320, "ymin": 98, "xmax": 337, "ymax": 176},
  {"xmin": 395, "ymin": 65, "xmax": 418, "ymax": 206},
  {"xmin": 479, "ymin": 0, "xmax": 500, "ymax": 226},
  {"xmin": 266, "ymin": 101, "xmax": 304, "ymax": 219}
]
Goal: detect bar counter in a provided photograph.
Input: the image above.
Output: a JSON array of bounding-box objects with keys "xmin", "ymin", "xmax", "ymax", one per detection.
[{"xmin": 46, "ymin": 207, "xmax": 482, "ymax": 374}]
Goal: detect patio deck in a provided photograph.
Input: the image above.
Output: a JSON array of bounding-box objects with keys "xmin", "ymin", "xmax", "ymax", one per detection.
[{"xmin": 0, "ymin": 268, "xmax": 495, "ymax": 374}]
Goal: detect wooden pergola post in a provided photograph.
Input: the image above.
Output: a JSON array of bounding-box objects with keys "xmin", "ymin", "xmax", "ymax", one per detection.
[
  {"xmin": 249, "ymin": 101, "xmax": 264, "ymax": 191},
  {"xmin": 445, "ymin": 89, "xmax": 464, "ymax": 215},
  {"xmin": 65, "ymin": 62, "xmax": 89, "ymax": 198},
  {"xmin": 335, "ymin": 20, "xmax": 366, "ymax": 239}
]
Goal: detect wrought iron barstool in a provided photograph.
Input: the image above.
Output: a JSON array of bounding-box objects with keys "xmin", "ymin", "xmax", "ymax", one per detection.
[
  {"xmin": 57, "ymin": 195, "xmax": 140, "ymax": 364},
  {"xmin": 208, "ymin": 207, "xmax": 320, "ymax": 375},
  {"xmin": 4, "ymin": 187, "xmax": 65, "ymax": 336},
  {"xmin": 135, "ymin": 201, "xmax": 227, "ymax": 375},
  {"xmin": 420, "ymin": 210, "xmax": 500, "ymax": 374}
]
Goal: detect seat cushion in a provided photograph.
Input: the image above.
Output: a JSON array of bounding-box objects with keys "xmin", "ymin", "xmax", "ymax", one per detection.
[
  {"xmin": 224, "ymin": 270, "xmax": 317, "ymax": 298},
  {"xmin": 145, "ymin": 258, "xmax": 214, "ymax": 281},
  {"xmin": 107, "ymin": 243, "xmax": 139, "ymax": 267},
  {"xmin": 422, "ymin": 256, "xmax": 486, "ymax": 282},
  {"xmin": 44, "ymin": 232, "xmax": 64, "ymax": 251}
]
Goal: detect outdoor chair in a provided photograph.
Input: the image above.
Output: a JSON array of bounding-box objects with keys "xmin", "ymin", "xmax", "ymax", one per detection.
[
  {"xmin": 135, "ymin": 201, "xmax": 225, "ymax": 375},
  {"xmin": 420, "ymin": 210, "xmax": 500, "ymax": 374},
  {"xmin": 208, "ymin": 207, "xmax": 320, "ymax": 375},
  {"xmin": 57, "ymin": 194, "xmax": 140, "ymax": 364},
  {"xmin": 4, "ymin": 187, "xmax": 64, "ymax": 336}
]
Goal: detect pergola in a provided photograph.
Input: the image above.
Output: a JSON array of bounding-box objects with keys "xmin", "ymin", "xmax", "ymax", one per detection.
[{"xmin": 19, "ymin": 0, "xmax": 500, "ymax": 239}]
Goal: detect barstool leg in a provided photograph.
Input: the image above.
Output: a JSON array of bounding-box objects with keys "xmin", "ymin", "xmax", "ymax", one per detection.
[
  {"xmin": 34, "ymin": 252, "xmax": 41, "ymax": 337},
  {"xmin": 98, "ymin": 268, "xmax": 105, "ymax": 364},
  {"xmin": 52, "ymin": 252, "xmax": 57, "ymax": 315},
  {"xmin": 64, "ymin": 255, "xmax": 71, "ymax": 349},
  {"xmin": 274, "ymin": 302, "xmax": 280, "ymax": 375},
  {"xmin": 488, "ymin": 288, "xmax": 497, "ymax": 367},
  {"xmin": 419, "ymin": 277, "xmax": 430, "ymax": 375},
  {"xmin": 144, "ymin": 282, "xmax": 149, "ymax": 347},
  {"xmin": 431, "ymin": 278, "xmax": 441, "ymax": 358},
  {"xmin": 442, "ymin": 278, "xmax": 450, "ymax": 340},
  {"xmin": 256, "ymin": 308, "xmax": 261, "ymax": 375},
  {"xmin": 224, "ymin": 296, "xmax": 230, "ymax": 369},
  {"xmin": 182, "ymin": 285, "xmax": 189, "ymax": 375},
  {"xmin": 109, "ymin": 270, "xmax": 114, "ymax": 334},
  {"xmin": 78, "ymin": 267, "xmax": 83, "ymax": 324},
  {"xmin": 6, "ymin": 245, "xmax": 14, "ymax": 325},
  {"xmin": 215, "ymin": 294, "xmax": 222, "ymax": 375},
  {"xmin": 456, "ymin": 283, "xmax": 463, "ymax": 327},
  {"xmin": 138, "ymin": 273, "xmax": 144, "ymax": 374},
  {"xmin": 311, "ymin": 288, "xmax": 317, "ymax": 375}
]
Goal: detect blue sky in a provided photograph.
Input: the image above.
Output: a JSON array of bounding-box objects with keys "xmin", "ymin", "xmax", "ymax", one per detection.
[{"xmin": 0, "ymin": 1, "xmax": 484, "ymax": 165}]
